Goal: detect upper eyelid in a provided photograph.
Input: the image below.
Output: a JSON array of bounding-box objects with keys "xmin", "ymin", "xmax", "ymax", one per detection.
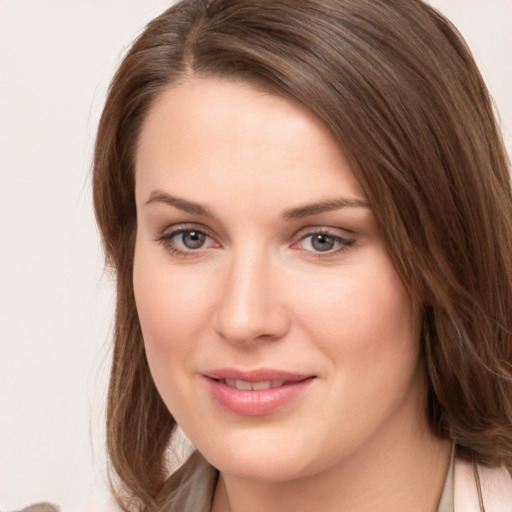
[
  {"xmin": 160, "ymin": 222, "xmax": 214, "ymax": 237},
  {"xmin": 293, "ymin": 225, "xmax": 356, "ymax": 240}
]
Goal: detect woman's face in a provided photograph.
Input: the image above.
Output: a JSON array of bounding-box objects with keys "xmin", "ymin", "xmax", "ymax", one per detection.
[{"xmin": 133, "ymin": 78, "xmax": 425, "ymax": 481}]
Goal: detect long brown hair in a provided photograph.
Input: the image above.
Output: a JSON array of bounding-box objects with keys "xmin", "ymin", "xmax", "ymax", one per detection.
[{"xmin": 93, "ymin": 0, "xmax": 512, "ymax": 509}]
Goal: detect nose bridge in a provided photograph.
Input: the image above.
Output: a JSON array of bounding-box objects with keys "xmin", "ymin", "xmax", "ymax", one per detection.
[{"xmin": 214, "ymin": 243, "xmax": 287, "ymax": 344}]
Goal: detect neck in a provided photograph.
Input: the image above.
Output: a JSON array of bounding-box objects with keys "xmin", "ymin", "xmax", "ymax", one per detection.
[{"xmin": 212, "ymin": 422, "xmax": 451, "ymax": 512}]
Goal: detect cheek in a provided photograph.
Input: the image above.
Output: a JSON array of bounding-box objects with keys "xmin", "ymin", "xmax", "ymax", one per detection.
[
  {"xmin": 132, "ymin": 244, "xmax": 214, "ymax": 396},
  {"xmin": 288, "ymin": 256, "xmax": 423, "ymax": 448},
  {"xmin": 132, "ymin": 245, "xmax": 214, "ymax": 420},
  {"xmin": 350, "ymin": 270, "xmax": 416, "ymax": 352},
  {"xmin": 290, "ymin": 253, "xmax": 419, "ymax": 367},
  {"xmin": 134, "ymin": 248, "xmax": 207, "ymax": 348}
]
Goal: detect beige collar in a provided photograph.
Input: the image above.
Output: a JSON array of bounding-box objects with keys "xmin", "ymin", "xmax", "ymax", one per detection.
[{"xmin": 454, "ymin": 457, "xmax": 512, "ymax": 512}]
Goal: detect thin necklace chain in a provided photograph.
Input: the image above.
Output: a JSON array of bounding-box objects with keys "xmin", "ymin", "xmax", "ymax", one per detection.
[{"xmin": 473, "ymin": 456, "xmax": 486, "ymax": 512}]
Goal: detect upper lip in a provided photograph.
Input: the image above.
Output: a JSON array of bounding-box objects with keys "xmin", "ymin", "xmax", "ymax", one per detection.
[{"xmin": 203, "ymin": 368, "xmax": 314, "ymax": 382}]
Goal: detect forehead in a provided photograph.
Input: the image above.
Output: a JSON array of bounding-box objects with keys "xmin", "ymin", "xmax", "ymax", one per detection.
[{"xmin": 135, "ymin": 77, "xmax": 366, "ymax": 208}]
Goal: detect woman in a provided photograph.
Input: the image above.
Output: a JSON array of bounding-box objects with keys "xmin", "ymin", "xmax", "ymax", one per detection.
[{"xmin": 93, "ymin": 0, "xmax": 512, "ymax": 511}]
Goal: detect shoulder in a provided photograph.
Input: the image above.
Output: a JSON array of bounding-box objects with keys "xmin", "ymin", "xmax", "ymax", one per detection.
[
  {"xmin": 454, "ymin": 457, "xmax": 512, "ymax": 512},
  {"xmin": 10, "ymin": 505, "xmax": 59, "ymax": 512}
]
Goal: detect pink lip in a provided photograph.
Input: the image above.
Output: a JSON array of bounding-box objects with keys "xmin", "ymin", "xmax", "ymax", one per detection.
[{"xmin": 203, "ymin": 367, "xmax": 316, "ymax": 416}]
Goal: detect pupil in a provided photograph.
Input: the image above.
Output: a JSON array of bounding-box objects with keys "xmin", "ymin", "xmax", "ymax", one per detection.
[
  {"xmin": 183, "ymin": 231, "xmax": 205, "ymax": 249},
  {"xmin": 312, "ymin": 234, "xmax": 334, "ymax": 252}
]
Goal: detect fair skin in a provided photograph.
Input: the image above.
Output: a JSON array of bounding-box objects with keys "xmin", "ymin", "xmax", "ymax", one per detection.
[{"xmin": 133, "ymin": 77, "xmax": 451, "ymax": 512}]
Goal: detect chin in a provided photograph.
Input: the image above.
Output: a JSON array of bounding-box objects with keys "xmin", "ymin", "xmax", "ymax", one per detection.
[
  {"xmin": 189, "ymin": 422, "xmax": 329, "ymax": 482},
  {"xmin": 209, "ymin": 450, "xmax": 309, "ymax": 482}
]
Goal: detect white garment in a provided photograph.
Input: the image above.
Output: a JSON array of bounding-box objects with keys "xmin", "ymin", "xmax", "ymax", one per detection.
[{"xmin": 454, "ymin": 458, "xmax": 512, "ymax": 511}]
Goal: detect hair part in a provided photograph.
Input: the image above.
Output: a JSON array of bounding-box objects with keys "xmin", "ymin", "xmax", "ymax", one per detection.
[{"xmin": 93, "ymin": 0, "xmax": 512, "ymax": 509}]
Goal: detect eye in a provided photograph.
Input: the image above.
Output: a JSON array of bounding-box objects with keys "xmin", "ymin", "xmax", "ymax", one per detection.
[
  {"xmin": 179, "ymin": 230, "xmax": 207, "ymax": 249},
  {"xmin": 295, "ymin": 230, "xmax": 354, "ymax": 255},
  {"xmin": 157, "ymin": 226, "xmax": 219, "ymax": 257},
  {"xmin": 307, "ymin": 233, "xmax": 337, "ymax": 252}
]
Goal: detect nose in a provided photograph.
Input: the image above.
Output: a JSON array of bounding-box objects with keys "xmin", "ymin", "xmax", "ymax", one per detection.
[{"xmin": 213, "ymin": 248, "xmax": 290, "ymax": 346}]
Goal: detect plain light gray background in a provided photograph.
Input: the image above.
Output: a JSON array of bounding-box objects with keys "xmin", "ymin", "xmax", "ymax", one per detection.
[{"xmin": 1, "ymin": 1, "xmax": 511, "ymax": 510}]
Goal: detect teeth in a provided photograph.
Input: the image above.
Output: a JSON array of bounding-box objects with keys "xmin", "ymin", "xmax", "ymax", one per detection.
[
  {"xmin": 251, "ymin": 380, "xmax": 272, "ymax": 390},
  {"xmin": 225, "ymin": 379, "xmax": 237, "ymax": 389},
  {"xmin": 235, "ymin": 380, "xmax": 252, "ymax": 390},
  {"xmin": 222, "ymin": 379, "xmax": 286, "ymax": 390}
]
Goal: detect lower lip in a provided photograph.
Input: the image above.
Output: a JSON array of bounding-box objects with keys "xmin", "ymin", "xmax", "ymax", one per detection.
[{"xmin": 204, "ymin": 377, "xmax": 315, "ymax": 416}]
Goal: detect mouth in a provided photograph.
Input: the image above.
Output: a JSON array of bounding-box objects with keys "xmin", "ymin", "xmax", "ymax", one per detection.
[
  {"xmin": 219, "ymin": 378, "xmax": 288, "ymax": 390},
  {"xmin": 203, "ymin": 368, "xmax": 316, "ymax": 416}
]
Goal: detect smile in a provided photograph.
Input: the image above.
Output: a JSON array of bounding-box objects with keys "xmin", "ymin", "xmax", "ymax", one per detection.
[
  {"xmin": 203, "ymin": 368, "xmax": 316, "ymax": 416},
  {"xmin": 221, "ymin": 379, "xmax": 286, "ymax": 390}
]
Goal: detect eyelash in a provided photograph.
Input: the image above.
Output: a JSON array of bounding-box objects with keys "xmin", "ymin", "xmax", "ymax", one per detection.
[{"xmin": 156, "ymin": 225, "xmax": 355, "ymax": 259}]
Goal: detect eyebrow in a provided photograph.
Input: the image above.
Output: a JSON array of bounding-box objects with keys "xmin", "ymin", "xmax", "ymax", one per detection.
[
  {"xmin": 282, "ymin": 198, "xmax": 370, "ymax": 220},
  {"xmin": 144, "ymin": 190, "xmax": 370, "ymax": 220},
  {"xmin": 144, "ymin": 190, "xmax": 215, "ymax": 218}
]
